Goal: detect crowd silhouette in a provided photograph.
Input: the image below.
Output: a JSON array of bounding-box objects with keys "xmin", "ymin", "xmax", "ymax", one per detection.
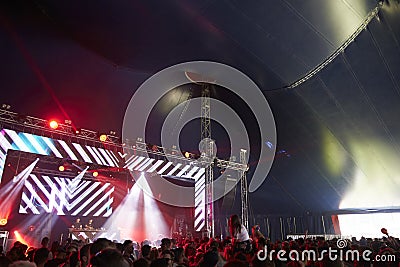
[{"xmin": 0, "ymin": 216, "xmax": 399, "ymax": 267}]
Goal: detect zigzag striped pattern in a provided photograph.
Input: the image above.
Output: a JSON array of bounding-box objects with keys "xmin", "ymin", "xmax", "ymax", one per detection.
[
  {"xmin": 123, "ymin": 155, "xmax": 207, "ymax": 231},
  {"xmin": 1, "ymin": 128, "xmax": 207, "ymax": 227},
  {"xmin": 194, "ymin": 174, "xmax": 206, "ymax": 232},
  {"xmin": 123, "ymin": 155, "xmax": 204, "ymax": 178},
  {"xmin": 19, "ymin": 173, "xmax": 113, "ymax": 217},
  {"xmin": 0, "ymin": 128, "xmax": 123, "ymax": 180}
]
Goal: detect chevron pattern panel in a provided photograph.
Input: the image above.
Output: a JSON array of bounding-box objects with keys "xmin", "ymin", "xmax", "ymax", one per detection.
[
  {"xmin": 123, "ymin": 155, "xmax": 207, "ymax": 231},
  {"xmin": 194, "ymin": 174, "xmax": 206, "ymax": 232},
  {"xmin": 1, "ymin": 128, "xmax": 206, "ymax": 225},
  {"xmin": 123, "ymin": 155, "xmax": 204, "ymax": 178},
  {"xmin": 19, "ymin": 172, "xmax": 113, "ymax": 217},
  {"xmin": 0, "ymin": 128, "xmax": 124, "ymax": 181}
]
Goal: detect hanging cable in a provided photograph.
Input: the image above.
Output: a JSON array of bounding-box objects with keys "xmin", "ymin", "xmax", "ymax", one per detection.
[{"xmin": 170, "ymin": 87, "xmax": 193, "ymax": 140}]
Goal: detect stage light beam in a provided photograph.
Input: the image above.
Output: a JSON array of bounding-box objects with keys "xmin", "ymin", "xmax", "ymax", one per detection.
[{"xmin": 14, "ymin": 231, "xmax": 30, "ymax": 247}]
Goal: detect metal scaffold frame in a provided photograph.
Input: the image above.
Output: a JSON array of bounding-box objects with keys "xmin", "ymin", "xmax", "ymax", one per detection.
[
  {"xmin": 199, "ymin": 84, "xmax": 249, "ymax": 237},
  {"xmin": 0, "ymin": 108, "xmax": 121, "ymax": 146},
  {"xmin": 201, "ymin": 84, "xmax": 214, "ymax": 237},
  {"xmin": 1, "ymin": 102, "xmax": 250, "ymax": 237}
]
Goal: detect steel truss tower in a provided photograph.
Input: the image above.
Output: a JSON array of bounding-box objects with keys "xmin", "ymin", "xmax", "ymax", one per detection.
[
  {"xmin": 201, "ymin": 84, "xmax": 214, "ymax": 237},
  {"xmin": 200, "ymin": 84, "xmax": 249, "ymax": 237}
]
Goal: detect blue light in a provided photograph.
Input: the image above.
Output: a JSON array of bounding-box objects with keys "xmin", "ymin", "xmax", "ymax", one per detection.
[{"xmin": 265, "ymin": 141, "xmax": 273, "ymax": 149}]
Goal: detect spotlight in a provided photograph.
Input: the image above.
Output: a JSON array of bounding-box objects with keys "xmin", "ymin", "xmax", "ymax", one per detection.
[
  {"xmin": 152, "ymin": 145, "xmax": 158, "ymax": 152},
  {"xmin": 74, "ymin": 128, "xmax": 82, "ymax": 135},
  {"xmin": 99, "ymin": 134, "xmax": 107, "ymax": 142},
  {"xmin": 49, "ymin": 120, "xmax": 59, "ymax": 130},
  {"xmin": 184, "ymin": 152, "xmax": 190, "ymax": 158},
  {"xmin": 0, "ymin": 218, "xmax": 7, "ymax": 226},
  {"xmin": 1, "ymin": 104, "xmax": 11, "ymax": 110},
  {"xmin": 17, "ymin": 114, "xmax": 27, "ymax": 123},
  {"xmin": 92, "ymin": 171, "xmax": 99, "ymax": 177},
  {"xmin": 59, "ymin": 165, "xmax": 65, "ymax": 172}
]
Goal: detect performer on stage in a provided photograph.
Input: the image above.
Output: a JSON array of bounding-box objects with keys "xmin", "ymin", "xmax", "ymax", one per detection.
[
  {"xmin": 85, "ymin": 219, "xmax": 94, "ymax": 230},
  {"xmin": 71, "ymin": 218, "xmax": 82, "ymax": 229}
]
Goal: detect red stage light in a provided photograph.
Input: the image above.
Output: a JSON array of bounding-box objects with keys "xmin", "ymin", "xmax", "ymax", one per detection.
[
  {"xmin": 59, "ymin": 165, "xmax": 65, "ymax": 172},
  {"xmin": 93, "ymin": 171, "xmax": 99, "ymax": 177},
  {"xmin": 99, "ymin": 134, "xmax": 107, "ymax": 142},
  {"xmin": 49, "ymin": 120, "xmax": 59, "ymax": 129},
  {"xmin": 0, "ymin": 218, "xmax": 7, "ymax": 226}
]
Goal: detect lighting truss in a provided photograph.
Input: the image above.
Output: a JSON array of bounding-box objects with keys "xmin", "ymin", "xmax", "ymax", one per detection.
[
  {"xmin": 0, "ymin": 109, "xmax": 248, "ymax": 171},
  {"xmin": 127, "ymin": 140, "xmax": 248, "ymax": 172},
  {"xmin": 275, "ymin": 3, "xmax": 382, "ymax": 91},
  {"xmin": 0, "ymin": 109, "xmax": 120, "ymax": 146}
]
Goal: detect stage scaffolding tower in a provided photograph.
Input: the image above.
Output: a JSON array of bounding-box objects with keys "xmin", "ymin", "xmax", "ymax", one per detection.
[
  {"xmin": 200, "ymin": 84, "xmax": 249, "ymax": 237},
  {"xmin": 201, "ymin": 84, "xmax": 214, "ymax": 237}
]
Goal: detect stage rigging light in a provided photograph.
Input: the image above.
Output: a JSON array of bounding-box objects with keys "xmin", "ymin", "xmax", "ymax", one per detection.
[
  {"xmin": 99, "ymin": 134, "xmax": 108, "ymax": 142},
  {"xmin": 93, "ymin": 171, "xmax": 99, "ymax": 177},
  {"xmin": 49, "ymin": 120, "xmax": 59, "ymax": 129},
  {"xmin": 0, "ymin": 218, "xmax": 7, "ymax": 226},
  {"xmin": 58, "ymin": 165, "xmax": 65, "ymax": 172},
  {"xmin": 1, "ymin": 104, "xmax": 11, "ymax": 110},
  {"xmin": 184, "ymin": 152, "xmax": 190, "ymax": 158}
]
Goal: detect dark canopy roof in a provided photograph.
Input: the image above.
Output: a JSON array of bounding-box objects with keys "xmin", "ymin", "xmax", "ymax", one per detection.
[{"xmin": 1, "ymin": 0, "xmax": 400, "ymax": 216}]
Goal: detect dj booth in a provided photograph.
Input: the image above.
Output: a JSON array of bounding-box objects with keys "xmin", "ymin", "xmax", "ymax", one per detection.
[{"xmin": 68, "ymin": 228, "xmax": 107, "ymax": 242}]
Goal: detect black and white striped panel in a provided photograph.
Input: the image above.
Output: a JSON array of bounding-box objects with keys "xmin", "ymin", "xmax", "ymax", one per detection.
[
  {"xmin": 123, "ymin": 155, "xmax": 205, "ymax": 179},
  {"xmin": 0, "ymin": 128, "xmax": 124, "ymax": 170}
]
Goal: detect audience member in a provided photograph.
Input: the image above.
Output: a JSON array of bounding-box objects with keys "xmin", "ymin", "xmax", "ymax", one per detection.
[
  {"xmin": 90, "ymin": 248, "xmax": 130, "ymax": 267},
  {"xmin": 44, "ymin": 247, "xmax": 66, "ymax": 267},
  {"xmin": 8, "ymin": 261, "xmax": 36, "ymax": 267},
  {"xmin": 228, "ymin": 215, "xmax": 251, "ymax": 257},
  {"xmin": 79, "ymin": 244, "xmax": 91, "ymax": 267},
  {"xmin": 0, "ymin": 255, "xmax": 12, "ymax": 267},
  {"xmin": 150, "ymin": 258, "xmax": 169, "ymax": 267},
  {"xmin": 33, "ymin": 248, "xmax": 49, "ymax": 267}
]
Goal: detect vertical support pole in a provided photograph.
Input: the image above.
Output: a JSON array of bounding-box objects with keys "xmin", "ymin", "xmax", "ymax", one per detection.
[
  {"xmin": 240, "ymin": 149, "xmax": 248, "ymax": 230},
  {"xmin": 205, "ymin": 141, "xmax": 214, "ymax": 237},
  {"xmin": 201, "ymin": 84, "xmax": 214, "ymax": 237}
]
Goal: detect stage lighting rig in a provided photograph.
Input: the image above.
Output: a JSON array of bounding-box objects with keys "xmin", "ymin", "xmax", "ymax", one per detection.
[{"xmin": 0, "ymin": 109, "xmax": 121, "ymax": 146}]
